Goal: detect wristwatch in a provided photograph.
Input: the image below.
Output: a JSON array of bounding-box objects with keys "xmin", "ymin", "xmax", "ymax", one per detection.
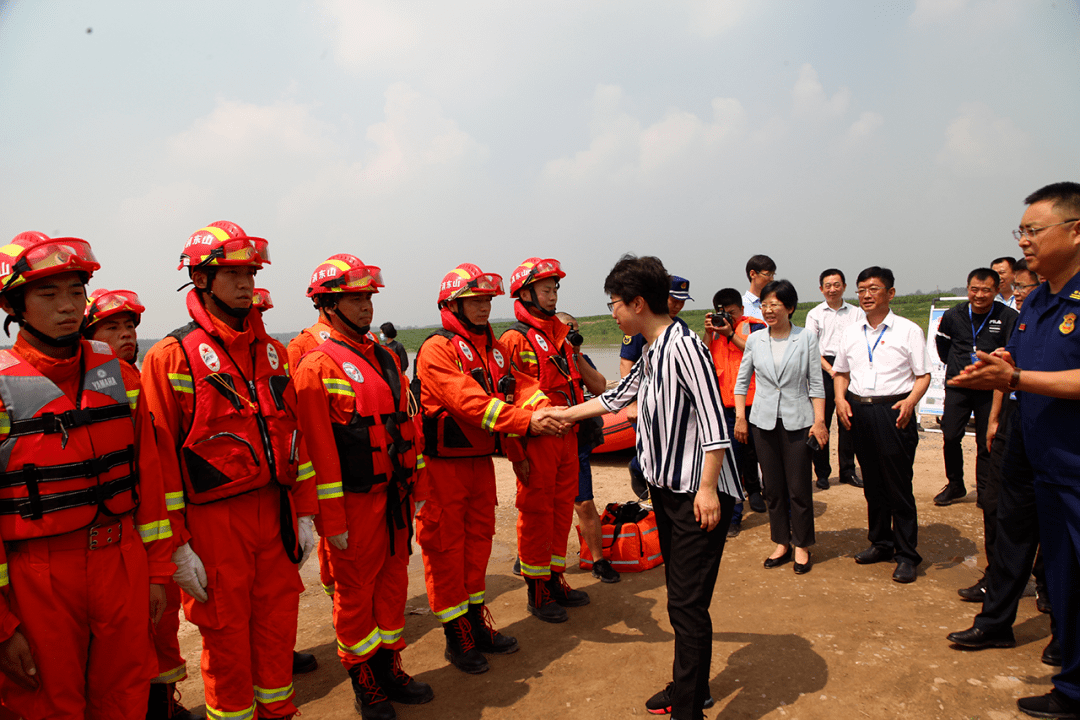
[{"xmin": 1008, "ymin": 368, "xmax": 1021, "ymax": 390}]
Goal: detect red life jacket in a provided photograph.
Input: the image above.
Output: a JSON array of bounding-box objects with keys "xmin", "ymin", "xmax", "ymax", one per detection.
[
  {"xmin": 0, "ymin": 340, "xmax": 138, "ymax": 540},
  {"xmin": 414, "ymin": 311, "xmax": 514, "ymax": 458},
  {"xmin": 501, "ymin": 303, "xmax": 583, "ymax": 407},
  {"xmin": 316, "ymin": 338, "xmax": 417, "ymax": 493},
  {"xmin": 169, "ymin": 307, "xmax": 299, "ymax": 506}
]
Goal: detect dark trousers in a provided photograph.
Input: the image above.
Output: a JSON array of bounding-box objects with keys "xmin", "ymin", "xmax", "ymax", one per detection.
[
  {"xmin": 1035, "ymin": 479, "xmax": 1080, "ymax": 702},
  {"xmin": 976, "ymin": 417, "xmax": 1049, "ymax": 629},
  {"xmin": 814, "ymin": 358, "xmax": 857, "ymax": 481},
  {"xmin": 979, "ymin": 397, "xmax": 1014, "ymax": 571},
  {"xmin": 752, "ymin": 420, "xmax": 815, "ymax": 548},
  {"xmin": 652, "ymin": 486, "xmax": 736, "ymax": 720},
  {"xmin": 941, "ymin": 387, "xmax": 994, "ymax": 494},
  {"xmin": 724, "ymin": 405, "xmax": 761, "ymax": 525},
  {"xmin": 849, "ymin": 397, "xmax": 922, "ymax": 565}
]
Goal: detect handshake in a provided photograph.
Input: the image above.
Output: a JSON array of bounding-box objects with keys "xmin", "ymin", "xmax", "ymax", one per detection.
[{"xmin": 528, "ymin": 406, "xmax": 574, "ymax": 437}]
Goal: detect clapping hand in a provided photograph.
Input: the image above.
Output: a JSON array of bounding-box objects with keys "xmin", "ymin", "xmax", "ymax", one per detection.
[{"xmin": 948, "ymin": 349, "xmax": 1015, "ymax": 392}]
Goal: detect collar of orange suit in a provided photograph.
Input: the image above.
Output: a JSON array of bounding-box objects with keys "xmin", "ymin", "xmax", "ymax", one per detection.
[{"xmin": 513, "ymin": 299, "xmax": 568, "ymax": 348}]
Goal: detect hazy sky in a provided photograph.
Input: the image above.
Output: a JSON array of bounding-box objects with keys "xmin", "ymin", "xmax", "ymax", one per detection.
[{"xmin": 2, "ymin": 0, "xmax": 1078, "ymax": 338}]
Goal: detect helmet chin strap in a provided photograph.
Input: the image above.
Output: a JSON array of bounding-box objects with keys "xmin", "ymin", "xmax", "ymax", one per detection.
[
  {"xmin": 453, "ymin": 300, "xmax": 489, "ymax": 334},
  {"xmin": 328, "ymin": 304, "xmax": 370, "ymax": 339},
  {"xmin": 519, "ymin": 294, "xmax": 556, "ymax": 318},
  {"xmin": 7, "ymin": 312, "xmax": 84, "ymax": 347},
  {"xmin": 206, "ymin": 289, "xmax": 252, "ymax": 319}
]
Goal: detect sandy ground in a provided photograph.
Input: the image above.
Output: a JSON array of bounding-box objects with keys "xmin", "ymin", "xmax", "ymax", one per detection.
[{"xmin": 171, "ymin": 427, "xmax": 1055, "ymax": 720}]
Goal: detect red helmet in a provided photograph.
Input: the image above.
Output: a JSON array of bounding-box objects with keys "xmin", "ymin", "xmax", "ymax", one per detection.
[
  {"xmin": 178, "ymin": 221, "xmax": 270, "ymax": 271},
  {"xmin": 0, "ymin": 231, "xmax": 100, "ymax": 293},
  {"xmin": 85, "ymin": 288, "xmax": 145, "ymax": 330},
  {"xmin": 509, "ymin": 257, "xmax": 565, "ymax": 298},
  {"xmin": 252, "ymin": 288, "xmax": 274, "ymax": 312},
  {"xmin": 438, "ymin": 263, "xmax": 504, "ymax": 307},
  {"xmin": 307, "ymin": 254, "xmax": 384, "ymax": 297}
]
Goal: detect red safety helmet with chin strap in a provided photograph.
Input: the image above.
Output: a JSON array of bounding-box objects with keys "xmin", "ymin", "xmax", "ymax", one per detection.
[
  {"xmin": 0, "ymin": 231, "xmax": 100, "ymax": 293},
  {"xmin": 307, "ymin": 254, "xmax": 384, "ymax": 297},
  {"xmin": 437, "ymin": 263, "xmax": 504, "ymax": 308},
  {"xmin": 178, "ymin": 221, "xmax": 270, "ymax": 271},
  {"xmin": 509, "ymin": 257, "xmax": 564, "ymax": 298},
  {"xmin": 84, "ymin": 288, "xmax": 145, "ymax": 330}
]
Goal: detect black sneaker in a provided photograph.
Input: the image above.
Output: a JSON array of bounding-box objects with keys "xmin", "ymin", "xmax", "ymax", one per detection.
[
  {"xmin": 591, "ymin": 558, "xmax": 621, "ymax": 584},
  {"xmin": 644, "ymin": 682, "xmax": 715, "ymax": 715},
  {"xmin": 748, "ymin": 492, "xmax": 766, "ymax": 514},
  {"xmin": 934, "ymin": 484, "xmax": 967, "ymax": 506},
  {"xmin": 815, "ymin": 477, "xmax": 830, "ymax": 490},
  {"xmin": 727, "ymin": 522, "xmax": 741, "ymax": 539}
]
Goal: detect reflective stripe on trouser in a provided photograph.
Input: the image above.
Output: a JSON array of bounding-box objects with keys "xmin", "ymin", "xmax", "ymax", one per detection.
[
  {"xmin": 152, "ymin": 579, "xmax": 187, "ymax": 684},
  {"xmin": 182, "ymin": 485, "xmax": 303, "ymax": 719},
  {"xmin": 0, "ymin": 514, "xmax": 157, "ymax": 719},
  {"xmin": 416, "ymin": 455, "xmax": 497, "ymax": 623},
  {"xmin": 318, "ymin": 536, "xmax": 335, "ymax": 595},
  {"xmin": 516, "ymin": 432, "xmax": 579, "ymax": 580},
  {"xmin": 330, "ymin": 490, "xmax": 410, "ymax": 669}
]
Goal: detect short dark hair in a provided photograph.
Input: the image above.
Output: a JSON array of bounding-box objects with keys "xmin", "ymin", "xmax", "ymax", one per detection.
[
  {"xmin": 856, "ymin": 266, "xmax": 895, "ymax": 289},
  {"xmin": 990, "ymin": 257, "xmax": 1016, "ymax": 271},
  {"xmin": 713, "ymin": 288, "xmax": 742, "ymax": 310},
  {"xmin": 760, "ymin": 279, "xmax": 798, "ymax": 318},
  {"xmin": 819, "ymin": 268, "xmax": 845, "ymax": 285},
  {"xmin": 1014, "ymin": 257, "xmax": 1028, "ymax": 272},
  {"xmin": 604, "ymin": 254, "xmax": 670, "ymax": 316},
  {"xmin": 1024, "ymin": 182, "xmax": 1080, "ymax": 219},
  {"xmin": 745, "ymin": 254, "xmax": 776, "ymax": 281},
  {"xmin": 968, "ymin": 268, "xmax": 1000, "ymax": 286},
  {"xmin": 380, "ymin": 321, "xmax": 397, "ymax": 339}
]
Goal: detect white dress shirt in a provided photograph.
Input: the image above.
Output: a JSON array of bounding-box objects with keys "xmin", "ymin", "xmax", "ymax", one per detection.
[
  {"xmin": 804, "ymin": 301, "xmax": 863, "ymax": 357},
  {"xmin": 742, "ymin": 290, "xmax": 762, "ymax": 321},
  {"xmin": 996, "ymin": 293, "xmax": 1017, "ymax": 310},
  {"xmin": 832, "ymin": 310, "xmax": 928, "ymax": 397}
]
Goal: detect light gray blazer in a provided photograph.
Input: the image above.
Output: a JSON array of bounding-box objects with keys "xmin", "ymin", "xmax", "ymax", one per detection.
[{"xmin": 733, "ymin": 324, "xmax": 825, "ymax": 431}]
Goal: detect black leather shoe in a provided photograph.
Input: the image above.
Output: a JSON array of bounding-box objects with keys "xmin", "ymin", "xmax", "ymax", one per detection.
[
  {"xmin": 854, "ymin": 545, "xmax": 893, "ymax": 565},
  {"xmin": 1043, "ymin": 636, "xmax": 1062, "ymax": 666},
  {"xmin": 793, "ymin": 552, "xmax": 812, "ymax": 575},
  {"xmin": 748, "ymin": 492, "xmax": 766, "ymax": 513},
  {"xmin": 815, "ymin": 477, "xmax": 830, "ymax": 490},
  {"xmin": 293, "ymin": 651, "xmax": 318, "ymax": 674},
  {"xmin": 934, "ymin": 484, "xmax": 967, "ymax": 506},
  {"xmin": 763, "ymin": 546, "xmax": 791, "ymax": 569},
  {"xmin": 1037, "ymin": 586, "xmax": 1052, "ymax": 614},
  {"xmin": 840, "ymin": 473, "xmax": 864, "ymax": 488},
  {"xmin": 957, "ymin": 577, "xmax": 987, "ymax": 602},
  {"xmin": 946, "ymin": 625, "xmax": 1016, "ymax": 649},
  {"xmin": 892, "ymin": 561, "xmax": 917, "ymax": 583},
  {"xmin": 1017, "ymin": 690, "xmax": 1080, "ymax": 719}
]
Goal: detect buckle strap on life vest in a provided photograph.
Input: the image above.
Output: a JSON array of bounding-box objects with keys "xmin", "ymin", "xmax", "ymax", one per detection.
[
  {"xmin": 0, "ymin": 472, "xmax": 139, "ymax": 520},
  {"xmin": 6, "ymin": 404, "xmax": 131, "ymax": 439},
  {"xmin": 0, "ymin": 446, "xmax": 135, "ymax": 488}
]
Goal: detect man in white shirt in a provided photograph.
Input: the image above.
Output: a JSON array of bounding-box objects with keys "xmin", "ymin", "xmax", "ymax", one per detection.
[
  {"xmin": 992, "ymin": 256, "xmax": 1018, "ymax": 310},
  {"xmin": 804, "ymin": 268, "xmax": 863, "ymax": 491},
  {"xmin": 834, "ymin": 267, "xmax": 931, "ymax": 584},
  {"xmin": 741, "ymin": 255, "xmax": 776, "ymax": 321}
]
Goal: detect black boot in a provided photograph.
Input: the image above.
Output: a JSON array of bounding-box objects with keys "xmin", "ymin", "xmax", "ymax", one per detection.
[
  {"xmin": 546, "ymin": 572, "xmax": 590, "ymax": 607},
  {"xmin": 468, "ymin": 603, "xmax": 519, "ymax": 654},
  {"xmin": 348, "ymin": 661, "xmax": 396, "ymax": 720},
  {"xmin": 372, "ymin": 648, "xmax": 435, "ymax": 704},
  {"xmin": 292, "ymin": 650, "xmax": 318, "ymax": 674},
  {"xmin": 526, "ymin": 577, "xmax": 568, "ymax": 623},
  {"xmin": 146, "ymin": 682, "xmax": 201, "ymax": 720},
  {"xmin": 442, "ymin": 615, "xmax": 489, "ymax": 674}
]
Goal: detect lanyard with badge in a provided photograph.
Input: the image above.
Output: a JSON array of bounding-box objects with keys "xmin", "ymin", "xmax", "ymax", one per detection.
[
  {"xmin": 863, "ymin": 324, "xmax": 887, "ymax": 391},
  {"xmin": 969, "ymin": 306, "xmax": 990, "ymax": 365}
]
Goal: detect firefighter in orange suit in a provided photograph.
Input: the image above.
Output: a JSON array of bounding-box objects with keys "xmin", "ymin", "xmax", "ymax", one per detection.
[
  {"xmin": 414, "ymin": 263, "xmax": 567, "ymax": 674},
  {"xmin": 0, "ymin": 233, "xmax": 174, "ymax": 719},
  {"xmin": 141, "ymin": 222, "xmax": 317, "ymax": 720},
  {"xmin": 293, "ymin": 255, "xmax": 432, "ymax": 720},
  {"xmin": 288, "ymin": 255, "xmax": 379, "ymax": 602},
  {"xmin": 500, "ymin": 258, "xmax": 591, "ymax": 622},
  {"xmin": 83, "ymin": 289, "xmax": 199, "ymax": 720}
]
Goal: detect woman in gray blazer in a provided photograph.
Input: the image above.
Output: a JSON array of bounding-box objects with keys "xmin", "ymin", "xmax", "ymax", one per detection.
[{"xmin": 734, "ymin": 280, "xmax": 828, "ymax": 574}]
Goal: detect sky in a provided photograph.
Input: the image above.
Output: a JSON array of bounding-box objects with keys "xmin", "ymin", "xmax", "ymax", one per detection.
[{"xmin": 1, "ymin": 0, "xmax": 1078, "ymax": 339}]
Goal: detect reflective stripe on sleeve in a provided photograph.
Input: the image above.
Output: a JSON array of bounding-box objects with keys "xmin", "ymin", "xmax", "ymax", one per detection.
[
  {"xmin": 317, "ymin": 482, "xmax": 344, "ymax": 501},
  {"xmin": 126, "ymin": 388, "xmax": 140, "ymax": 410},
  {"xmin": 322, "ymin": 378, "xmax": 355, "ymax": 397},
  {"xmin": 0, "ymin": 411, "xmax": 10, "ymax": 435},
  {"xmin": 168, "ymin": 373, "xmax": 194, "ymax": 394},
  {"xmin": 481, "ymin": 398, "xmax": 506, "ymax": 432},
  {"xmin": 297, "ymin": 461, "xmax": 315, "ymax": 482},
  {"xmin": 137, "ymin": 520, "xmax": 173, "ymax": 544},
  {"xmin": 415, "ymin": 453, "xmax": 426, "ymax": 470},
  {"xmin": 0, "ymin": 563, "xmax": 8, "ymax": 587},
  {"xmin": 165, "ymin": 491, "xmax": 185, "ymax": 512},
  {"xmin": 519, "ymin": 351, "xmax": 538, "ymax": 365},
  {"xmin": 521, "ymin": 390, "xmax": 546, "ymax": 408}
]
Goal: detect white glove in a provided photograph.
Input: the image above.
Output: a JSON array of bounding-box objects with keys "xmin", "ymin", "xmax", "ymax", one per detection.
[
  {"xmin": 298, "ymin": 515, "xmax": 316, "ymax": 570},
  {"xmin": 328, "ymin": 531, "xmax": 349, "ymax": 551},
  {"xmin": 172, "ymin": 542, "xmax": 208, "ymax": 603}
]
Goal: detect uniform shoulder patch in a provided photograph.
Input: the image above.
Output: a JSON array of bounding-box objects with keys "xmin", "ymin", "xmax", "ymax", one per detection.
[
  {"xmin": 622, "ymin": 335, "xmax": 632, "ymax": 345},
  {"xmin": 1060, "ymin": 313, "xmax": 1076, "ymax": 335}
]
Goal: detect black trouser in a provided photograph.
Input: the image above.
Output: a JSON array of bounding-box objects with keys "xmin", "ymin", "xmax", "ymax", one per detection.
[
  {"xmin": 814, "ymin": 356, "xmax": 857, "ymax": 481},
  {"xmin": 941, "ymin": 386, "xmax": 994, "ymax": 495},
  {"xmin": 848, "ymin": 395, "xmax": 922, "ymax": 565},
  {"xmin": 978, "ymin": 397, "xmax": 1014, "ymax": 571},
  {"xmin": 652, "ymin": 485, "xmax": 736, "ymax": 720},
  {"xmin": 752, "ymin": 420, "xmax": 815, "ymax": 548}
]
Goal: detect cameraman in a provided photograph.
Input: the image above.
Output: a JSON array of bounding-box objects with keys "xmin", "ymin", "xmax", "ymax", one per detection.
[{"xmin": 706, "ymin": 288, "xmax": 767, "ymax": 534}]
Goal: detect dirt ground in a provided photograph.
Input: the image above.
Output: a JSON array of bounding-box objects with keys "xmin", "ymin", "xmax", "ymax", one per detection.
[{"xmin": 173, "ymin": 428, "xmax": 1054, "ymax": 720}]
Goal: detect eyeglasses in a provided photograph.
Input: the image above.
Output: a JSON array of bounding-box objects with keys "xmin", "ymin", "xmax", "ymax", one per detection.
[
  {"xmin": 606, "ymin": 299, "xmax": 623, "ymax": 312},
  {"xmin": 760, "ymin": 302, "xmax": 787, "ymax": 311},
  {"xmin": 855, "ymin": 286, "xmax": 888, "ymax": 296},
  {"xmin": 1014, "ymin": 283, "xmax": 1040, "ymax": 291},
  {"xmin": 756, "ymin": 271, "xmax": 776, "ymax": 279},
  {"xmin": 1012, "ymin": 219, "xmax": 1079, "ymax": 241}
]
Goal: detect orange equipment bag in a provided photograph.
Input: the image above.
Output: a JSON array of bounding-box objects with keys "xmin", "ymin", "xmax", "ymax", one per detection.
[{"xmin": 577, "ymin": 501, "xmax": 663, "ymax": 573}]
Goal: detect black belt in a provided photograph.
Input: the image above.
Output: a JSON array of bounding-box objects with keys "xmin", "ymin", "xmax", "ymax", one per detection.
[{"xmin": 847, "ymin": 392, "xmax": 908, "ymax": 405}]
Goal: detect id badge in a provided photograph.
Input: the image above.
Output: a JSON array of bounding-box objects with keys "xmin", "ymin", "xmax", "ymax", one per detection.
[
  {"xmin": 970, "ymin": 352, "xmax": 979, "ymax": 365},
  {"xmin": 862, "ymin": 368, "xmax": 877, "ymax": 392}
]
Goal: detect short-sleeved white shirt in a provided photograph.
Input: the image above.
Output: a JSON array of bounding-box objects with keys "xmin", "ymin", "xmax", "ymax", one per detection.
[
  {"xmin": 832, "ymin": 310, "xmax": 928, "ymax": 397},
  {"xmin": 804, "ymin": 301, "xmax": 863, "ymax": 357},
  {"xmin": 742, "ymin": 290, "xmax": 762, "ymax": 321}
]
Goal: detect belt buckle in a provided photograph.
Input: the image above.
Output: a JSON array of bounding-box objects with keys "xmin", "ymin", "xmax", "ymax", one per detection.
[{"xmin": 88, "ymin": 521, "xmax": 121, "ymax": 550}]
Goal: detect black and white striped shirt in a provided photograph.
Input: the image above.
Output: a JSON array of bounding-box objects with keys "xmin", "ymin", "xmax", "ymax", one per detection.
[{"xmin": 600, "ymin": 320, "xmax": 743, "ymax": 498}]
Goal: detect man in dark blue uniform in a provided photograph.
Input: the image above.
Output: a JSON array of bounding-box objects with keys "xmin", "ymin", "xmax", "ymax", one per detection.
[{"xmin": 950, "ymin": 182, "xmax": 1080, "ymax": 719}]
